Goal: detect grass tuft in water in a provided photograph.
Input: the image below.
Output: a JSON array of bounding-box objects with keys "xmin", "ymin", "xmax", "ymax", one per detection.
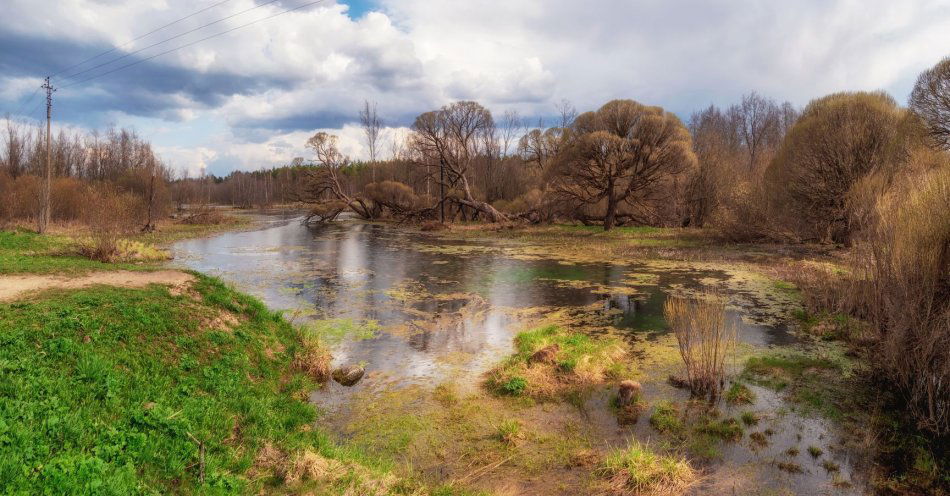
[
  {"xmin": 485, "ymin": 324, "xmax": 630, "ymax": 399},
  {"xmin": 597, "ymin": 441, "xmax": 696, "ymax": 495}
]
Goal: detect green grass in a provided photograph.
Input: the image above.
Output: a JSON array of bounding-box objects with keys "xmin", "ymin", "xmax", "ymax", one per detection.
[
  {"xmin": 501, "ymin": 376, "xmax": 528, "ymax": 395},
  {"xmin": 556, "ymin": 224, "xmax": 664, "ymax": 235},
  {"xmin": 598, "ymin": 441, "xmax": 695, "ymax": 493},
  {"xmin": 485, "ymin": 324, "xmax": 630, "ymax": 399},
  {"xmin": 132, "ymin": 215, "xmax": 251, "ymax": 246},
  {"xmin": 695, "ymin": 417, "xmax": 743, "ymax": 442},
  {"xmin": 301, "ymin": 317, "xmax": 380, "ymax": 344},
  {"xmin": 725, "ymin": 382, "xmax": 755, "ymax": 404},
  {"xmin": 649, "ymin": 401, "xmax": 684, "ymax": 435},
  {"xmin": 741, "ymin": 350, "xmax": 848, "ymax": 420},
  {"xmin": 0, "ymin": 230, "xmax": 145, "ymax": 274},
  {"xmin": 0, "ymin": 273, "xmax": 393, "ymax": 494}
]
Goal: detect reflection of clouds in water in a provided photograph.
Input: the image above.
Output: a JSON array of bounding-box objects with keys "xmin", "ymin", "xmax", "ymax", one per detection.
[{"xmin": 170, "ymin": 216, "xmax": 796, "ymax": 398}]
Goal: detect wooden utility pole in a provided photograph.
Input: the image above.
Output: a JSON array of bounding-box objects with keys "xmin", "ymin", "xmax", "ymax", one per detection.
[{"xmin": 39, "ymin": 77, "xmax": 55, "ymax": 234}]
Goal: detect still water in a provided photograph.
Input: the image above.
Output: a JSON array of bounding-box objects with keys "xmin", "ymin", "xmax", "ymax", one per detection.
[
  {"xmin": 170, "ymin": 215, "xmax": 794, "ymax": 390},
  {"xmin": 170, "ymin": 215, "xmax": 866, "ymax": 495}
]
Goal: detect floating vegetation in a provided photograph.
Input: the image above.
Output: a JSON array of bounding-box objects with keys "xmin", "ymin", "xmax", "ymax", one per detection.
[{"xmin": 301, "ymin": 317, "xmax": 380, "ymax": 344}]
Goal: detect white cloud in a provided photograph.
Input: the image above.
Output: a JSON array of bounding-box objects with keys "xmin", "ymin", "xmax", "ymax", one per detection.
[{"xmin": 3, "ymin": 0, "xmax": 949, "ymax": 174}]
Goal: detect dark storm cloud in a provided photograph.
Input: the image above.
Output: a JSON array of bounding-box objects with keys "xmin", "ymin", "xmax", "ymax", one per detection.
[{"xmin": 0, "ymin": 31, "xmax": 294, "ymax": 124}]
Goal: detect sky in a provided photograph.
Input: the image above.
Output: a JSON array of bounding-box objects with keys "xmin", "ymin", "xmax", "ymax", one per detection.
[{"xmin": 1, "ymin": 0, "xmax": 949, "ymax": 176}]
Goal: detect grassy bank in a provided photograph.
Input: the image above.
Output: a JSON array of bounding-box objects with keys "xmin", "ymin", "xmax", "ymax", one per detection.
[
  {"xmin": 0, "ymin": 213, "xmax": 251, "ymax": 274},
  {"xmin": 0, "ymin": 274, "xmax": 373, "ymax": 494}
]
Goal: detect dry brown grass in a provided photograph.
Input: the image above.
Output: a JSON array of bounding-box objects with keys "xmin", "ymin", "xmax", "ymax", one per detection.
[
  {"xmin": 77, "ymin": 188, "xmax": 140, "ymax": 262},
  {"xmin": 291, "ymin": 334, "xmax": 332, "ymax": 383},
  {"xmin": 855, "ymin": 165, "xmax": 950, "ymax": 434},
  {"xmin": 253, "ymin": 443, "xmax": 399, "ymax": 495},
  {"xmin": 597, "ymin": 440, "xmax": 697, "ymax": 496},
  {"xmin": 663, "ymin": 296, "xmax": 736, "ymax": 401}
]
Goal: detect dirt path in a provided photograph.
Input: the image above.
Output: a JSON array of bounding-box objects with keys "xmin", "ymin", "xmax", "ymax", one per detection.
[{"xmin": 0, "ymin": 270, "xmax": 195, "ymax": 302}]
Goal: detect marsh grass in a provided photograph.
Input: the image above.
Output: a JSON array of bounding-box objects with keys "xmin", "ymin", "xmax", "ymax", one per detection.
[
  {"xmin": 597, "ymin": 441, "xmax": 696, "ymax": 495},
  {"xmin": 725, "ymin": 382, "xmax": 755, "ymax": 404},
  {"xmin": 649, "ymin": 401, "xmax": 684, "ymax": 435},
  {"xmin": 663, "ymin": 296, "xmax": 737, "ymax": 401},
  {"xmin": 485, "ymin": 324, "xmax": 631, "ymax": 399}
]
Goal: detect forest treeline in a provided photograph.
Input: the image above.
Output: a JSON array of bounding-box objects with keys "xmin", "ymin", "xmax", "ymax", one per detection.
[{"xmin": 1, "ymin": 56, "xmax": 948, "ymax": 438}]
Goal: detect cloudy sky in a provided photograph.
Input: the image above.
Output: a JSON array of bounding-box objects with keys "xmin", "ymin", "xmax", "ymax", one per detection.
[{"xmin": 1, "ymin": 0, "xmax": 949, "ymax": 176}]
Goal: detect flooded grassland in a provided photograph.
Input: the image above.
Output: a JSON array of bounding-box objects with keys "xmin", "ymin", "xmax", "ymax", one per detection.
[{"xmin": 170, "ymin": 217, "xmax": 871, "ymax": 495}]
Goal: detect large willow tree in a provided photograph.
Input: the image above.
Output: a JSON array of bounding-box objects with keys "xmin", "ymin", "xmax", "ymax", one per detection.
[{"xmin": 552, "ymin": 99, "xmax": 696, "ymax": 230}]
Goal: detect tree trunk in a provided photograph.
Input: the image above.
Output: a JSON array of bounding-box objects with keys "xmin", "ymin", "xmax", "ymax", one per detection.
[{"xmin": 604, "ymin": 190, "xmax": 617, "ymax": 231}]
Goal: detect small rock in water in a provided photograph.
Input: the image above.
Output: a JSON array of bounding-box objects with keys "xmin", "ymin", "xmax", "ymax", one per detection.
[
  {"xmin": 617, "ymin": 380, "xmax": 642, "ymax": 407},
  {"xmin": 332, "ymin": 365, "xmax": 365, "ymax": 386},
  {"xmin": 528, "ymin": 343, "xmax": 560, "ymax": 365}
]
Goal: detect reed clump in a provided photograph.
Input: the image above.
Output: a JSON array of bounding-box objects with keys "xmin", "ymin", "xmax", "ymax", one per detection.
[
  {"xmin": 663, "ymin": 296, "xmax": 737, "ymax": 401},
  {"xmin": 855, "ymin": 165, "xmax": 950, "ymax": 435}
]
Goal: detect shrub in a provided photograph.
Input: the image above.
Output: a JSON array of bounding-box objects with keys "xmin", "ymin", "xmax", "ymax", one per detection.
[
  {"xmin": 663, "ymin": 296, "xmax": 737, "ymax": 400},
  {"xmin": 856, "ymin": 165, "xmax": 950, "ymax": 435},
  {"xmin": 50, "ymin": 177, "xmax": 91, "ymax": 222},
  {"xmin": 764, "ymin": 91, "xmax": 920, "ymax": 244},
  {"xmin": 78, "ymin": 187, "xmax": 139, "ymax": 262}
]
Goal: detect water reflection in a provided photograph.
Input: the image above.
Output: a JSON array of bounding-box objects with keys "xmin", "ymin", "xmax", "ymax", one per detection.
[{"xmin": 171, "ymin": 217, "xmax": 794, "ymax": 396}]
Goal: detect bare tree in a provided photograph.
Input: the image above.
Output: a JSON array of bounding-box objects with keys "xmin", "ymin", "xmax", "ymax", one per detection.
[
  {"xmin": 359, "ymin": 100, "xmax": 382, "ymax": 180},
  {"xmin": 552, "ymin": 99, "xmax": 696, "ymax": 230},
  {"xmin": 299, "ymin": 132, "xmax": 376, "ymax": 222},
  {"xmin": 2, "ymin": 116, "xmax": 31, "ymax": 178},
  {"xmin": 555, "ymin": 98, "xmax": 578, "ymax": 128},
  {"xmin": 684, "ymin": 105, "xmax": 741, "ymax": 227},
  {"xmin": 729, "ymin": 92, "xmax": 781, "ymax": 173},
  {"xmin": 409, "ymin": 101, "xmax": 507, "ymax": 222},
  {"xmin": 910, "ymin": 55, "xmax": 950, "ymax": 150},
  {"xmin": 499, "ymin": 110, "xmax": 526, "ymax": 157}
]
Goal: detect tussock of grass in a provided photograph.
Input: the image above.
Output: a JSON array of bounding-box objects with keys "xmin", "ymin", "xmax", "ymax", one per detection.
[
  {"xmin": 740, "ymin": 411, "xmax": 760, "ymax": 426},
  {"xmin": 597, "ymin": 441, "xmax": 696, "ymax": 495},
  {"xmin": 485, "ymin": 324, "xmax": 631, "ymax": 399},
  {"xmin": 695, "ymin": 417, "xmax": 743, "ymax": 442},
  {"xmin": 726, "ymin": 382, "xmax": 755, "ymax": 404},
  {"xmin": 649, "ymin": 401, "xmax": 684, "ymax": 435}
]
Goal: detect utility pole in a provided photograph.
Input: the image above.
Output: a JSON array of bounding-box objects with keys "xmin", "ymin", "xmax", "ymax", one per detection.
[
  {"xmin": 39, "ymin": 77, "xmax": 55, "ymax": 234},
  {"xmin": 439, "ymin": 157, "xmax": 445, "ymax": 223}
]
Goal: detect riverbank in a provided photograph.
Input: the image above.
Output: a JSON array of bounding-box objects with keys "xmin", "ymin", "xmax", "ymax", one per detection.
[{"xmin": 0, "ymin": 229, "xmax": 475, "ymax": 495}]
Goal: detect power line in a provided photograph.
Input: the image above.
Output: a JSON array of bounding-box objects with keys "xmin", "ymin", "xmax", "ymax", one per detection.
[
  {"xmin": 8, "ymin": 84, "xmax": 42, "ymax": 117},
  {"xmin": 58, "ymin": 0, "xmax": 283, "ymax": 83},
  {"xmin": 52, "ymin": 0, "xmax": 235, "ymax": 77},
  {"xmin": 60, "ymin": 0, "xmax": 328, "ymax": 90}
]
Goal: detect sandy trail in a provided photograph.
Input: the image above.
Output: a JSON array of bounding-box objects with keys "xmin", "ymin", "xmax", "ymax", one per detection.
[{"xmin": 0, "ymin": 270, "xmax": 194, "ymax": 301}]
